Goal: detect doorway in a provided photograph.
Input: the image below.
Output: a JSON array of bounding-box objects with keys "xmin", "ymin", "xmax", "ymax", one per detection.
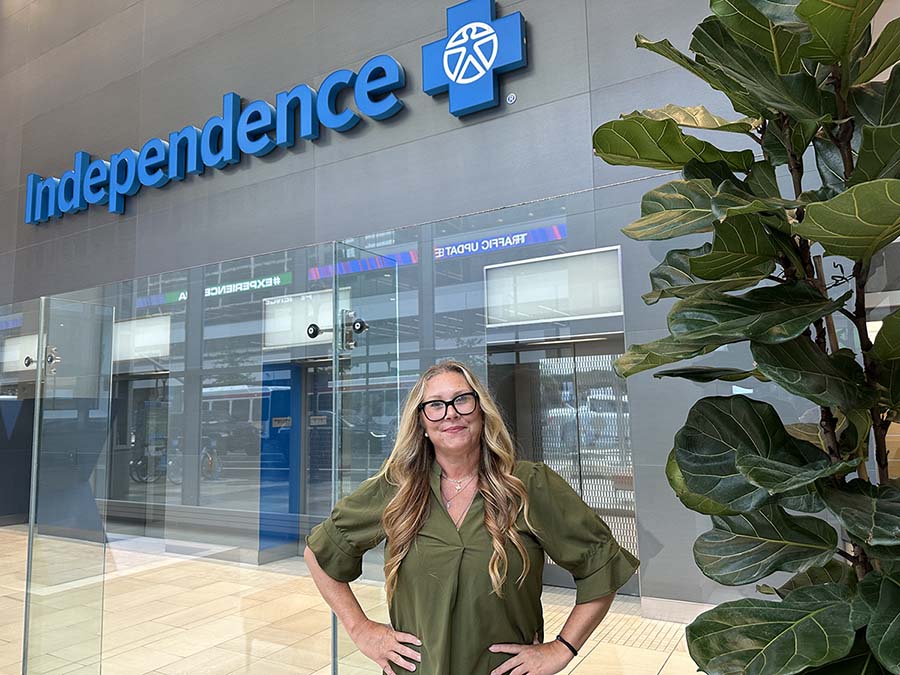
[{"xmin": 488, "ymin": 334, "xmax": 639, "ymax": 595}]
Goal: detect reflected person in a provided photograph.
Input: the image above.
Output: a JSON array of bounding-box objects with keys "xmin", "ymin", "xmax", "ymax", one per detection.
[{"xmin": 304, "ymin": 360, "xmax": 639, "ymax": 674}]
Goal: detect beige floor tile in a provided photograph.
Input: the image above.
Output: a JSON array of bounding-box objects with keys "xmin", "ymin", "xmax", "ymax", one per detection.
[
  {"xmin": 238, "ymin": 594, "xmax": 323, "ymax": 623},
  {"xmin": 659, "ymin": 651, "xmax": 701, "ymax": 674},
  {"xmin": 157, "ymin": 646, "xmax": 251, "ymax": 675},
  {"xmin": 265, "ymin": 638, "xmax": 332, "ymax": 672},
  {"xmin": 217, "ymin": 625, "xmax": 306, "ymax": 659},
  {"xmin": 269, "ymin": 609, "xmax": 332, "ymax": 636},
  {"xmin": 573, "ymin": 643, "xmax": 670, "ymax": 674},
  {"xmin": 154, "ymin": 596, "xmax": 261, "ymax": 628},
  {"xmin": 99, "ymin": 646, "xmax": 182, "ymax": 675},
  {"xmin": 22, "ymin": 652, "xmax": 80, "ymax": 674},
  {"xmin": 228, "ymin": 659, "xmax": 316, "ymax": 674},
  {"xmin": 0, "ymin": 640, "xmax": 22, "ymax": 667}
]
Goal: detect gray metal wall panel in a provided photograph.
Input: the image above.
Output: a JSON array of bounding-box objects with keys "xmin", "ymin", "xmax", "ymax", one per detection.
[
  {"xmin": 0, "ymin": 188, "xmax": 18, "ymax": 255},
  {"xmin": 0, "ymin": 67, "xmax": 28, "ymax": 130},
  {"xmin": 0, "ymin": 6, "xmax": 29, "ymax": 79},
  {"xmin": 26, "ymin": 0, "xmax": 141, "ymax": 61},
  {"xmin": 19, "ymin": 73, "xmax": 142, "ymax": 181},
  {"xmin": 586, "ymin": 0, "xmax": 709, "ymax": 92},
  {"xmin": 314, "ymin": 94, "xmax": 593, "ymax": 241},
  {"xmin": 0, "ymin": 251, "xmax": 13, "ymax": 305},
  {"xmin": 133, "ymin": 167, "xmax": 317, "ymax": 276},
  {"xmin": 23, "ymin": 3, "xmax": 143, "ymax": 123},
  {"xmin": 12, "ymin": 217, "xmax": 136, "ymax": 301},
  {"xmin": 0, "ymin": 0, "xmax": 28, "ymax": 20},
  {"xmin": 142, "ymin": 0, "xmax": 293, "ymax": 68},
  {"xmin": 0, "ymin": 127, "xmax": 21, "ymax": 192}
]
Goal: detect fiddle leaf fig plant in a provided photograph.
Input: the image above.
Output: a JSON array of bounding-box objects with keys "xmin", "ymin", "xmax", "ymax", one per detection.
[{"xmin": 594, "ymin": 2, "xmax": 900, "ymax": 673}]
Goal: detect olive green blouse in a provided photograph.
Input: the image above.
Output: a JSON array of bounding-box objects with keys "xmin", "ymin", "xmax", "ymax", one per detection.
[{"xmin": 306, "ymin": 460, "xmax": 639, "ymax": 674}]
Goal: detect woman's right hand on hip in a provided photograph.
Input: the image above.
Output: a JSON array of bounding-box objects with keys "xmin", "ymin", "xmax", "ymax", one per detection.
[{"xmin": 349, "ymin": 619, "xmax": 422, "ymax": 674}]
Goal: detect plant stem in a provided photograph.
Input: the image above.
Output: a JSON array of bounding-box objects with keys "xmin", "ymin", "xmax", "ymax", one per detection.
[
  {"xmin": 873, "ymin": 419, "xmax": 890, "ymax": 484},
  {"xmin": 848, "ymin": 261, "xmax": 891, "ymax": 484},
  {"xmin": 782, "ymin": 123, "xmax": 843, "ymax": 462},
  {"xmin": 814, "ymin": 256, "xmax": 839, "ymax": 350},
  {"xmin": 829, "ymin": 65, "xmax": 855, "ymax": 180},
  {"xmin": 836, "ymin": 548, "xmax": 857, "ymax": 563}
]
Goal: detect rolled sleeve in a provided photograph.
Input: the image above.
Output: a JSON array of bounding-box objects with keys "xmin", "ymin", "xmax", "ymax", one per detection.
[
  {"xmin": 522, "ymin": 462, "xmax": 639, "ymax": 603},
  {"xmin": 305, "ymin": 474, "xmax": 392, "ymax": 583}
]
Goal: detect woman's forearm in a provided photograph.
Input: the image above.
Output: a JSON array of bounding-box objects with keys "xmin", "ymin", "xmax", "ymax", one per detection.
[
  {"xmin": 303, "ymin": 545, "xmax": 370, "ymax": 637},
  {"xmin": 556, "ymin": 592, "xmax": 616, "ymax": 651}
]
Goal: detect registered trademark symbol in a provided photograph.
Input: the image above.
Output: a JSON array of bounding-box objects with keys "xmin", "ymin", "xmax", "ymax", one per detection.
[{"xmin": 506, "ymin": 93, "xmax": 517, "ymax": 105}]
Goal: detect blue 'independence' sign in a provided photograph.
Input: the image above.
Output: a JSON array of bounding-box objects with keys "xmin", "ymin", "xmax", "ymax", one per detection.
[{"xmin": 25, "ymin": 55, "xmax": 405, "ymax": 224}]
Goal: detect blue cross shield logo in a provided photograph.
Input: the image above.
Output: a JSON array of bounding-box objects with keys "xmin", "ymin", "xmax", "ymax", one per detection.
[{"xmin": 422, "ymin": 0, "xmax": 527, "ymax": 117}]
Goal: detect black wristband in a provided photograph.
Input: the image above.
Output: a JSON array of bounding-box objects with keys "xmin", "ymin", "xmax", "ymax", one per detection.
[{"xmin": 556, "ymin": 634, "xmax": 578, "ymax": 657}]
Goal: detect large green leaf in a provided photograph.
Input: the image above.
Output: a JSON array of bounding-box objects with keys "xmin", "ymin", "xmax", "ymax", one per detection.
[
  {"xmin": 873, "ymin": 308, "xmax": 900, "ymax": 409},
  {"xmin": 673, "ymin": 396, "xmax": 773, "ymax": 512},
  {"xmin": 747, "ymin": 159, "xmax": 783, "ymax": 198},
  {"xmin": 751, "ymin": 337, "xmax": 878, "ymax": 409},
  {"xmin": 683, "ymin": 159, "xmax": 747, "ymax": 190},
  {"xmin": 690, "ymin": 215, "xmax": 782, "ymax": 279},
  {"xmin": 613, "ymin": 336, "xmax": 719, "ymax": 377},
  {"xmin": 654, "ymin": 366, "xmax": 765, "ymax": 382},
  {"xmin": 794, "ymin": 179, "xmax": 900, "ymax": 261},
  {"xmin": 643, "ymin": 244, "xmax": 769, "ymax": 304},
  {"xmin": 623, "ymin": 180, "xmax": 717, "ymax": 240},
  {"xmin": 687, "ymin": 584, "xmax": 855, "ymax": 675},
  {"xmin": 747, "ymin": 0, "xmax": 801, "ymax": 23},
  {"xmin": 675, "ymin": 395, "xmax": 856, "ymax": 497},
  {"xmin": 691, "ymin": 17, "xmax": 834, "ymax": 121},
  {"xmin": 850, "ymin": 123, "xmax": 900, "ymax": 185},
  {"xmin": 711, "ymin": 180, "xmax": 803, "ymax": 221},
  {"xmin": 805, "ymin": 632, "xmax": 891, "ymax": 674},
  {"xmin": 758, "ymin": 560, "xmax": 856, "ymax": 598},
  {"xmin": 796, "ymin": 0, "xmax": 883, "ymax": 64},
  {"xmin": 763, "ymin": 117, "xmax": 819, "ymax": 167},
  {"xmin": 635, "ymin": 34, "xmax": 763, "ymax": 117},
  {"xmin": 819, "ymin": 479, "xmax": 900, "ymax": 546},
  {"xmin": 778, "ymin": 483, "xmax": 828, "ymax": 512},
  {"xmin": 622, "ymin": 104, "xmax": 760, "ymax": 133},
  {"xmin": 855, "ymin": 17, "xmax": 900, "ymax": 84},
  {"xmin": 865, "ymin": 569, "xmax": 900, "ymax": 673},
  {"xmin": 712, "ymin": 0, "xmax": 806, "ymax": 74},
  {"xmin": 666, "ymin": 450, "xmax": 741, "ymax": 516},
  {"xmin": 592, "ymin": 117, "xmax": 755, "ymax": 171},
  {"xmin": 853, "ymin": 571, "xmax": 881, "ymax": 629},
  {"xmin": 815, "ymin": 136, "xmax": 849, "ymax": 192},
  {"xmin": 694, "ymin": 505, "xmax": 839, "ymax": 585},
  {"xmin": 668, "ymin": 283, "xmax": 851, "ymax": 346},
  {"xmin": 850, "ymin": 64, "xmax": 900, "ymax": 126}
]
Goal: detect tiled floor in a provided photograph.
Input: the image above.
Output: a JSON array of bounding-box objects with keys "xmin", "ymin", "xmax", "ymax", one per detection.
[{"xmin": 0, "ymin": 527, "xmax": 697, "ymax": 674}]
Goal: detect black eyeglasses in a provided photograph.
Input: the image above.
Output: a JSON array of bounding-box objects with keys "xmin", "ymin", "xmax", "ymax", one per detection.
[{"xmin": 418, "ymin": 391, "xmax": 479, "ymax": 421}]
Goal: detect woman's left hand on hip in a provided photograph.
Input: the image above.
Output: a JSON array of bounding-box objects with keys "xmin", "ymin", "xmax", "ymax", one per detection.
[{"xmin": 488, "ymin": 638, "xmax": 574, "ymax": 675}]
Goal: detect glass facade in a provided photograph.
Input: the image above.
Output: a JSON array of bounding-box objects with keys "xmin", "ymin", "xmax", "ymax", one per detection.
[
  {"xmin": 8, "ymin": 176, "xmax": 896, "ymax": 672},
  {"xmin": 6, "ymin": 184, "xmax": 648, "ymax": 671}
]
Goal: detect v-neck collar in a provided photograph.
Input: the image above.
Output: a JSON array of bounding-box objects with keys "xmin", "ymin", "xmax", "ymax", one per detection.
[{"xmin": 429, "ymin": 460, "xmax": 482, "ymax": 533}]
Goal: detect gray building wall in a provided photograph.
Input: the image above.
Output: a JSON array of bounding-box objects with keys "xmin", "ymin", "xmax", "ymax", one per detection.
[{"xmin": 5, "ymin": 0, "xmax": 896, "ymax": 607}]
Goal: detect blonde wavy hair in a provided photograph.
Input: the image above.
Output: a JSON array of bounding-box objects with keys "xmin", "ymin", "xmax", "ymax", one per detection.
[{"xmin": 377, "ymin": 361, "xmax": 533, "ymax": 601}]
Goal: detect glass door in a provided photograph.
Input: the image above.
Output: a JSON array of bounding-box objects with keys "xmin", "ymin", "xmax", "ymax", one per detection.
[
  {"xmin": 331, "ymin": 241, "xmax": 401, "ymax": 674},
  {"xmin": 487, "ymin": 336, "xmax": 639, "ymax": 596},
  {"xmin": 23, "ymin": 297, "xmax": 115, "ymax": 673}
]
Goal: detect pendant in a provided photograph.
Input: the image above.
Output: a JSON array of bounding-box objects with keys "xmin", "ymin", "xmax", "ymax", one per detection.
[
  {"xmin": 446, "ymin": 501, "xmax": 451, "ymax": 509},
  {"xmin": 455, "ymin": 484, "xmax": 462, "ymax": 492}
]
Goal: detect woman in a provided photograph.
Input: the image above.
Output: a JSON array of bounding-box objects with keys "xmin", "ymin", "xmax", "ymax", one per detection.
[{"xmin": 304, "ymin": 361, "xmax": 638, "ymax": 674}]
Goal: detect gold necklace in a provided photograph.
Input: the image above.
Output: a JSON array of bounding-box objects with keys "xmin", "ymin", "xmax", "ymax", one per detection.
[{"xmin": 441, "ymin": 473, "xmax": 476, "ymax": 508}]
